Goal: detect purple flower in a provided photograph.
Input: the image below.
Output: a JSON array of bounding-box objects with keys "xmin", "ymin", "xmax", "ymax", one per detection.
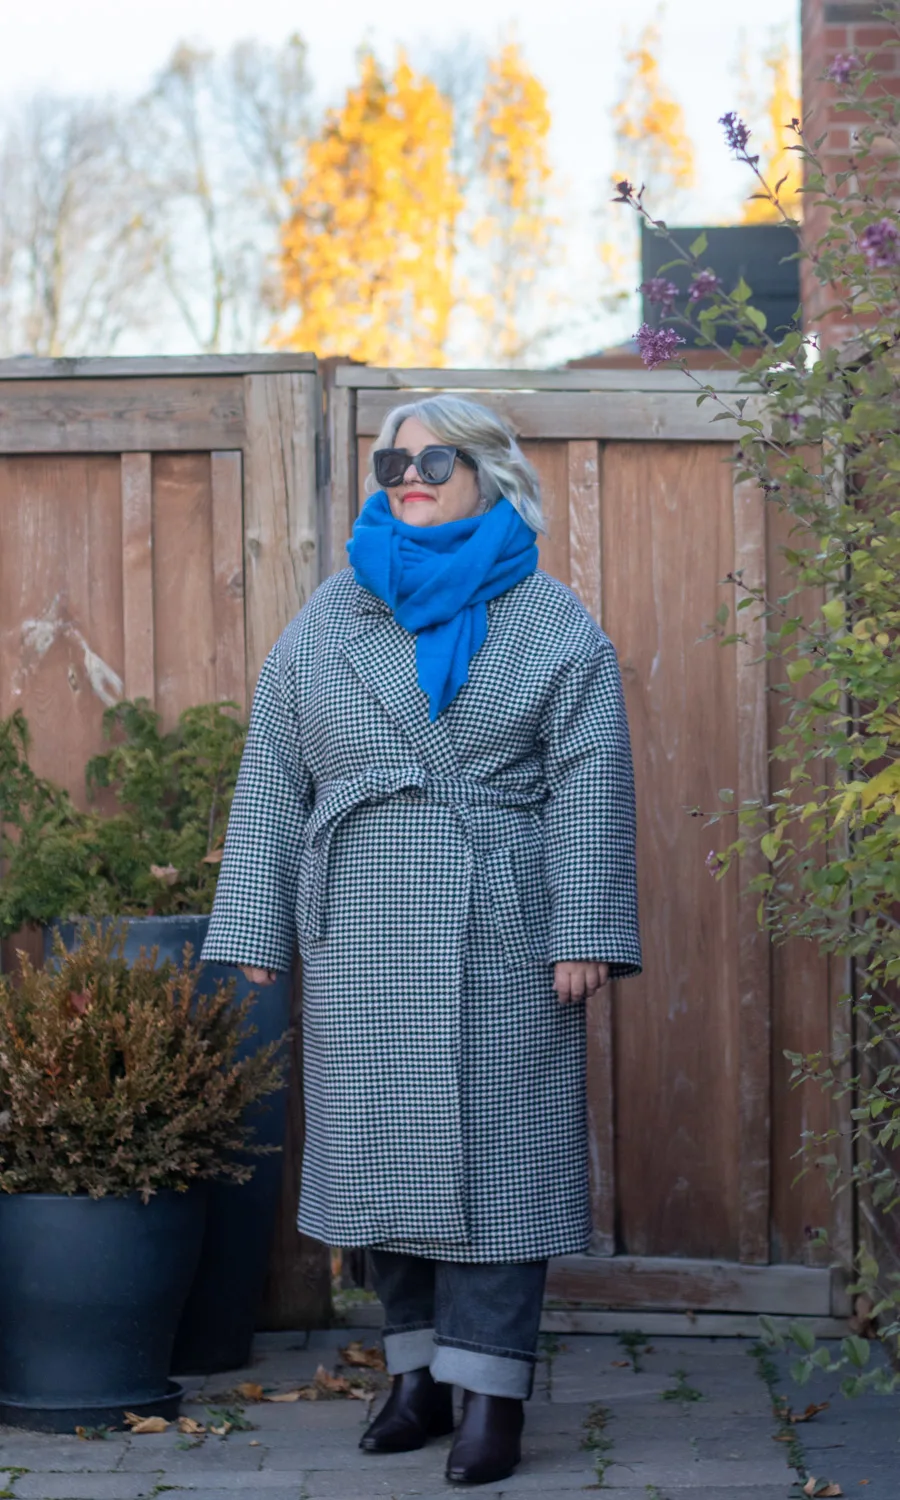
[
  {"xmin": 857, "ymin": 218, "xmax": 900, "ymax": 269},
  {"xmin": 636, "ymin": 323, "xmax": 686, "ymax": 369},
  {"xmin": 688, "ymin": 270, "xmax": 722, "ymax": 302},
  {"xmin": 719, "ymin": 111, "xmax": 751, "ymax": 154},
  {"xmin": 640, "ymin": 277, "xmax": 679, "ymax": 313},
  {"xmin": 827, "ymin": 53, "xmax": 861, "ymax": 84},
  {"xmin": 706, "ymin": 850, "xmax": 722, "ymax": 876},
  {"xmin": 787, "ymin": 411, "xmax": 803, "ymax": 429}
]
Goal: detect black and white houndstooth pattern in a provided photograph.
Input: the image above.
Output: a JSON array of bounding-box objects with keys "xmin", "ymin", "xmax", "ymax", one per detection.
[{"xmin": 202, "ymin": 566, "xmax": 641, "ymax": 1261}]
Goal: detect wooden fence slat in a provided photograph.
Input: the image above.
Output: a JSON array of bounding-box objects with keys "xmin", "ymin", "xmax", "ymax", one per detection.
[
  {"xmin": 357, "ymin": 390, "xmax": 759, "ymax": 443},
  {"xmin": 242, "ymin": 373, "xmax": 320, "ymax": 697},
  {"xmin": 0, "ymin": 378, "xmax": 244, "ymax": 453},
  {"xmin": 339, "ymin": 367, "xmax": 758, "ymax": 393},
  {"xmin": 546, "ymin": 1254, "xmax": 831, "ymax": 1315},
  {"xmin": 0, "ymin": 355, "xmax": 316, "ymax": 380},
  {"xmin": 328, "ymin": 385, "xmax": 357, "ymax": 575},
  {"xmin": 121, "ymin": 453, "xmax": 155, "ymax": 704},
  {"xmin": 566, "ymin": 438, "xmax": 614, "ymax": 1254},
  {"xmin": 734, "ymin": 476, "xmax": 772, "ymax": 1265},
  {"xmin": 210, "ymin": 452, "xmax": 247, "ymax": 716}
]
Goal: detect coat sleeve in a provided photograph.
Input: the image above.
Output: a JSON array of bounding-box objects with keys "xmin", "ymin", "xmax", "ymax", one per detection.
[
  {"xmin": 200, "ymin": 635, "xmax": 313, "ymax": 972},
  {"xmin": 540, "ymin": 641, "xmax": 642, "ymax": 977}
]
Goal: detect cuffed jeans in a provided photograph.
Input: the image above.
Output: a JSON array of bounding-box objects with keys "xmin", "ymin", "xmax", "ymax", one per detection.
[{"xmin": 368, "ymin": 1250, "xmax": 548, "ymax": 1400}]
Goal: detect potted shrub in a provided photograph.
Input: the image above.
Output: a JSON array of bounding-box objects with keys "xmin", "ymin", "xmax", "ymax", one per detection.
[
  {"xmin": 0, "ymin": 703, "xmax": 294, "ymax": 1374},
  {"xmin": 0, "ymin": 922, "xmax": 285, "ymax": 1432}
]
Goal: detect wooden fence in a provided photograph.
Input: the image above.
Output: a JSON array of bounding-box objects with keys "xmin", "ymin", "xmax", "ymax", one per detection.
[{"xmin": 0, "ymin": 356, "xmax": 854, "ymax": 1334}]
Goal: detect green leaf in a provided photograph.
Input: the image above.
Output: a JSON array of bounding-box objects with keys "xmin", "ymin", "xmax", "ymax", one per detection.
[
  {"xmin": 715, "ymin": 602, "xmax": 729, "ymax": 626},
  {"xmin": 821, "ymin": 598, "xmax": 845, "ymax": 630},
  {"xmin": 732, "ymin": 277, "xmax": 752, "ymax": 303},
  {"xmin": 760, "ymin": 832, "xmax": 781, "ymax": 862},
  {"xmin": 745, "ymin": 305, "xmax": 767, "ymax": 332},
  {"xmin": 786, "ymin": 658, "xmax": 812, "ymax": 682},
  {"xmin": 789, "ymin": 1320, "xmax": 817, "ymax": 1353},
  {"xmin": 843, "ymin": 1335, "xmax": 871, "ymax": 1369},
  {"xmin": 688, "ymin": 231, "xmax": 708, "ymax": 257}
]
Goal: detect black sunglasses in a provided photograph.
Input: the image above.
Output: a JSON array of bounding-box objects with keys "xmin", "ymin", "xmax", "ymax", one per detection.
[{"xmin": 373, "ymin": 444, "xmax": 478, "ymax": 488}]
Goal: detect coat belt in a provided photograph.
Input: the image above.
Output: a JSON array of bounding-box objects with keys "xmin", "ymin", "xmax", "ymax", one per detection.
[{"xmin": 300, "ymin": 765, "xmax": 546, "ymax": 943}]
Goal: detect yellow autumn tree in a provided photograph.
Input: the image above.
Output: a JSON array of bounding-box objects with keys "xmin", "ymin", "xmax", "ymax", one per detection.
[
  {"xmin": 739, "ymin": 37, "xmax": 803, "ymax": 223},
  {"xmin": 276, "ymin": 51, "xmax": 460, "ymax": 365},
  {"xmin": 611, "ymin": 14, "xmax": 696, "ymax": 215},
  {"xmin": 472, "ymin": 41, "xmax": 556, "ymax": 365}
]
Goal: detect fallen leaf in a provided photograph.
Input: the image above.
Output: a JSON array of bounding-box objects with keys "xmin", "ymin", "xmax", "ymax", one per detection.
[
  {"xmin": 234, "ymin": 1382, "xmax": 265, "ymax": 1402},
  {"xmin": 315, "ymin": 1365, "xmax": 352, "ymax": 1394},
  {"xmin": 209, "ymin": 1421, "xmax": 232, "ymax": 1436},
  {"xmin": 773, "ymin": 1433, "xmax": 793, "ymax": 1442},
  {"xmin": 610, "ymin": 1360, "xmax": 631, "ymax": 1367},
  {"xmin": 264, "ymin": 1390, "xmax": 302, "ymax": 1403},
  {"xmin": 124, "ymin": 1413, "xmax": 169, "ymax": 1434},
  {"xmin": 249, "ymin": 1439, "xmax": 260, "ymax": 1446},
  {"xmin": 339, "ymin": 1341, "xmax": 386, "ymax": 1371},
  {"xmin": 202, "ymin": 847, "xmax": 225, "ymax": 864},
  {"xmin": 792, "ymin": 1401, "xmax": 830, "ymax": 1423},
  {"xmin": 176, "ymin": 1417, "xmax": 206, "ymax": 1436},
  {"xmin": 803, "ymin": 1481, "xmax": 843, "ymax": 1498},
  {"xmin": 150, "ymin": 863, "xmax": 180, "ymax": 885}
]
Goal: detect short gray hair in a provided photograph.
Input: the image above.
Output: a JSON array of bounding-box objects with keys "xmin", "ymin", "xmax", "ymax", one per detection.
[{"xmin": 363, "ymin": 394, "xmax": 546, "ymax": 535}]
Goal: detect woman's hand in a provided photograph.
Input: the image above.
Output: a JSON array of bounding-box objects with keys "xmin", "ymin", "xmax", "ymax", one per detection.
[
  {"xmin": 240, "ymin": 966, "xmax": 279, "ymax": 986},
  {"xmin": 553, "ymin": 961, "xmax": 609, "ymax": 1004}
]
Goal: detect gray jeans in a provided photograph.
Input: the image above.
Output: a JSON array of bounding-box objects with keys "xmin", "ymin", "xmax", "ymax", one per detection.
[{"xmin": 368, "ymin": 1250, "xmax": 548, "ymax": 1400}]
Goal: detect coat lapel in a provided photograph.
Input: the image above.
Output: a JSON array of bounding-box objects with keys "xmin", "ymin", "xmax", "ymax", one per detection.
[{"xmin": 340, "ymin": 580, "xmax": 462, "ymax": 777}]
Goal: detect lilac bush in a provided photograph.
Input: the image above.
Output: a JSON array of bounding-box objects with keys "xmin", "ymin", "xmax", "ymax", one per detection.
[{"xmin": 615, "ymin": 4, "xmax": 900, "ymax": 1392}]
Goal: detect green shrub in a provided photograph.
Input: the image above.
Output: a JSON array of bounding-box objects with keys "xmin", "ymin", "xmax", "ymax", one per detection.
[
  {"xmin": 0, "ymin": 698, "xmax": 245, "ymax": 936},
  {"xmin": 0, "ymin": 922, "xmax": 285, "ymax": 1199}
]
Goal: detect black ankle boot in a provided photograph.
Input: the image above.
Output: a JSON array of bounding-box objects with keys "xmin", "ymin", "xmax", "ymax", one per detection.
[
  {"xmin": 360, "ymin": 1367, "xmax": 454, "ymax": 1453},
  {"xmin": 445, "ymin": 1390, "xmax": 524, "ymax": 1485}
]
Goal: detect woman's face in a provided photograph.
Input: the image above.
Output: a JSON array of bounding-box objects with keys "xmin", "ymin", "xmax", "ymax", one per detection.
[{"xmin": 383, "ymin": 417, "xmax": 482, "ymax": 527}]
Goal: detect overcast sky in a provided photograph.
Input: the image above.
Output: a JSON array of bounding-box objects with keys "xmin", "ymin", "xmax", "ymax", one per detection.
[{"xmin": 0, "ymin": 0, "xmax": 801, "ymax": 359}]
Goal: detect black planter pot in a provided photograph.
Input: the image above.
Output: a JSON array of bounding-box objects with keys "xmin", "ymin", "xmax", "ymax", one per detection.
[
  {"xmin": 46, "ymin": 916, "xmax": 292, "ymax": 1374},
  {"xmin": 0, "ymin": 1189, "xmax": 205, "ymax": 1432}
]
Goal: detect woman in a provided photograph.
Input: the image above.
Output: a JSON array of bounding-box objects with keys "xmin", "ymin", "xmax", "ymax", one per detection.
[{"xmin": 201, "ymin": 395, "xmax": 641, "ymax": 1487}]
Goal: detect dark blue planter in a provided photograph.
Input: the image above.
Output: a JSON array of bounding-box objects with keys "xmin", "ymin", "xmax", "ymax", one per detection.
[
  {"xmin": 0, "ymin": 1189, "xmax": 205, "ymax": 1431},
  {"xmin": 46, "ymin": 916, "xmax": 292, "ymax": 1374}
]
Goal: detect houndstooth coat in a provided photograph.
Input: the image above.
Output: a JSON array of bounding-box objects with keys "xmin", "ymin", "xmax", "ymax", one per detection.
[{"xmin": 201, "ymin": 565, "xmax": 642, "ymax": 1262}]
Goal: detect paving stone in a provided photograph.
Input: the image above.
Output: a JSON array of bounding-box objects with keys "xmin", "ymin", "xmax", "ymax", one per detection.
[
  {"xmin": 12, "ymin": 1475, "xmax": 157, "ymax": 1499},
  {"xmin": 0, "ymin": 1438, "xmax": 127, "ymax": 1471},
  {"xmin": 147, "ymin": 1493, "xmax": 302, "ymax": 1500},
  {"xmin": 119, "ymin": 1436, "xmax": 263, "ymax": 1472},
  {"xmin": 601, "ymin": 1455, "xmax": 793, "ymax": 1487}
]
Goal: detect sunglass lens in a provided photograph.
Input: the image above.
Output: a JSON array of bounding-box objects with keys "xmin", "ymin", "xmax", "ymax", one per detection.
[
  {"xmin": 375, "ymin": 450, "xmax": 407, "ymax": 486},
  {"xmin": 419, "ymin": 448, "xmax": 453, "ymax": 483}
]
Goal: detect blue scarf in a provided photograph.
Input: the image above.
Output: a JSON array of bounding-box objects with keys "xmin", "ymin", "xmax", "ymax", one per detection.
[{"xmin": 346, "ymin": 489, "xmax": 538, "ymax": 720}]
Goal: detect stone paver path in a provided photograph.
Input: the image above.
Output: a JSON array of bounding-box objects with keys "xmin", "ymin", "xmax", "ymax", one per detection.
[{"xmin": 0, "ymin": 1325, "xmax": 883, "ymax": 1498}]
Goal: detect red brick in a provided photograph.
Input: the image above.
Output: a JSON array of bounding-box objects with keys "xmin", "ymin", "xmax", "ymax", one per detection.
[
  {"xmin": 851, "ymin": 27, "xmax": 897, "ymax": 47},
  {"xmin": 824, "ymin": 26, "xmax": 849, "ymax": 48}
]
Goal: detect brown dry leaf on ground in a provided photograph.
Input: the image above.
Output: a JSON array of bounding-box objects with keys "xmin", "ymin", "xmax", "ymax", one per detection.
[
  {"xmin": 176, "ymin": 1417, "xmax": 206, "ymax": 1435},
  {"xmin": 610, "ymin": 1360, "xmax": 631, "ymax": 1368},
  {"xmin": 340, "ymin": 1341, "xmax": 386, "ymax": 1371},
  {"xmin": 802, "ymin": 1480, "xmax": 843, "ymax": 1498},
  {"xmin": 234, "ymin": 1382, "xmax": 265, "ymax": 1402},
  {"xmin": 792, "ymin": 1401, "xmax": 830, "ymax": 1423},
  {"xmin": 265, "ymin": 1390, "xmax": 303, "ymax": 1403},
  {"xmin": 209, "ymin": 1419, "xmax": 233, "ymax": 1436},
  {"xmin": 124, "ymin": 1414, "xmax": 169, "ymax": 1434}
]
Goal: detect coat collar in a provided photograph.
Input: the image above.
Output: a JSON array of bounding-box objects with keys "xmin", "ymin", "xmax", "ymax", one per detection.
[{"xmin": 341, "ymin": 577, "xmax": 462, "ymax": 775}]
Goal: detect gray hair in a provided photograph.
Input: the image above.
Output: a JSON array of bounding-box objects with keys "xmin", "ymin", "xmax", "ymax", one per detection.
[{"xmin": 364, "ymin": 394, "xmax": 546, "ymax": 535}]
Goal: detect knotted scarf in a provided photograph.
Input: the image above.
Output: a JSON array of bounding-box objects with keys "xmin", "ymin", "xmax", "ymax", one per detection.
[{"xmin": 346, "ymin": 488, "xmax": 539, "ymax": 720}]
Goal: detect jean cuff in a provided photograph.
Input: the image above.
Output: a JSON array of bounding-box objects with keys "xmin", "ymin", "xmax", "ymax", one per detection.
[
  {"xmin": 382, "ymin": 1327, "xmax": 435, "ymax": 1374},
  {"xmin": 430, "ymin": 1344, "xmax": 535, "ymax": 1399}
]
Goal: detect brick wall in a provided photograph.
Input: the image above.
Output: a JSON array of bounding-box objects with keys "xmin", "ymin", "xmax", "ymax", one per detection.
[{"xmin": 801, "ymin": 0, "xmax": 899, "ymax": 342}]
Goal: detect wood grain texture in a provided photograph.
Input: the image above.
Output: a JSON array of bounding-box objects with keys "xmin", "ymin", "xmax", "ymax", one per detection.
[
  {"xmin": 338, "ymin": 367, "xmax": 758, "ymax": 393},
  {"xmin": 546, "ymin": 1254, "xmax": 831, "ymax": 1314},
  {"xmin": 210, "ymin": 451, "xmax": 247, "ymax": 715},
  {"xmin": 327, "ymin": 385, "xmax": 357, "ymax": 576},
  {"xmin": 0, "ymin": 354, "xmax": 316, "ymax": 379},
  {"xmin": 121, "ymin": 453, "xmax": 155, "ymax": 705},
  {"xmin": 522, "ymin": 441, "xmax": 569, "ymax": 583},
  {"xmin": 0, "ymin": 377, "xmax": 244, "ymax": 453},
  {"xmin": 766, "ymin": 498, "xmax": 835, "ymax": 1266},
  {"xmin": 0, "ymin": 456, "xmax": 124, "ymax": 803},
  {"xmin": 604, "ymin": 442, "xmax": 741, "ymax": 1260},
  {"xmin": 260, "ymin": 963, "xmax": 333, "ymax": 1329},
  {"xmin": 733, "ymin": 477, "xmax": 773, "ymax": 1264},
  {"xmin": 242, "ymin": 373, "xmax": 320, "ymax": 696},
  {"xmin": 151, "ymin": 455, "xmax": 217, "ymax": 729},
  {"xmin": 357, "ymin": 390, "xmax": 755, "ymax": 442},
  {"xmin": 567, "ymin": 440, "xmax": 602, "ymax": 622}
]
